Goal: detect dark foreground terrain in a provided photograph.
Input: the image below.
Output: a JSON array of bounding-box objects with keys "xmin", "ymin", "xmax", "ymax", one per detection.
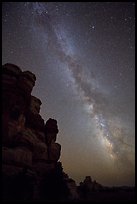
[
  {"xmin": 80, "ymin": 191, "xmax": 135, "ymax": 203},
  {"xmin": 30, "ymin": 191, "xmax": 135, "ymax": 203}
]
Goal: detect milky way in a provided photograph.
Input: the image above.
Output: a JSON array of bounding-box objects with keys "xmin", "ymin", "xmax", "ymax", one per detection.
[{"xmin": 2, "ymin": 2, "xmax": 135, "ymax": 185}]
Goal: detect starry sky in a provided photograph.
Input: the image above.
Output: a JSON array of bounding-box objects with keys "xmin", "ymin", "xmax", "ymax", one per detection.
[{"xmin": 2, "ymin": 2, "xmax": 135, "ymax": 186}]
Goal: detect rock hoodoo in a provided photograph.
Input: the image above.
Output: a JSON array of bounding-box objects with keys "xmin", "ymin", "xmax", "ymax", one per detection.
[{"xmin": 2, "ymin": 63, "xmax": 75, "ymax": 201}]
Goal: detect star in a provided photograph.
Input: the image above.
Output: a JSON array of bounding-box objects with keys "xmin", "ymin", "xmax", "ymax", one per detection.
[{"xmin": 89, "ymin": 24, "xmax": 95, "ymax": 30}]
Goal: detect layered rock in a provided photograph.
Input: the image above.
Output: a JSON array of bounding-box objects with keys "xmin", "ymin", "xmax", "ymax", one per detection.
[
  {"xmin": 2, "ymin": 63, "xmax": 65, "ymax": 201},
  {"xmin": 2, "ymin": 147, "xmax": 33, "ymax": 167},
  {"xmin": 2, "ymin": 63, "xmax": 34, "ymax": 146}
]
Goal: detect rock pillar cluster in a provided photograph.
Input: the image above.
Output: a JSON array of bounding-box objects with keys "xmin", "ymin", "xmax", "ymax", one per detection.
[{"xmin": 2, "ymin": 63, "xmax": 68, "ymax": 201}]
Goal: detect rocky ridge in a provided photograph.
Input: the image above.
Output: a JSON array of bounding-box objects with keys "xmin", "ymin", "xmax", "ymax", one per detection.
[{"xmin": 2, "ymin": 63, "xmax": 78, "ymax": 202}]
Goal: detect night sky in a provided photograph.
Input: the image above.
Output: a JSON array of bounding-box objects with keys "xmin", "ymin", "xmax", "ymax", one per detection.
[{"xmin": 2, "ymin": 2, "xmax": 135, "ymax": 186}]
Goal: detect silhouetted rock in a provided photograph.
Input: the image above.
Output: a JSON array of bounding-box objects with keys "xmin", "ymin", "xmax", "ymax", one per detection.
[
  {"xmin": 2, "ymin": 63, "xmax": 22, "ymax": 75},
  {"xmin": 78, "ymin": 176, "xmax": 104, "ymax": 200},
  {"xmin": 65, "ymin": 178, "xmax": 79, "ymax": 200},
  {"xmin": 18, "ymin": 71, "xmax": 36, "ymax": 94},
  {"xmin": 2, "ymin": 63, "xmax": 69, "ymax": 202},
  {"xmin": 44, "ymin": 118, "xmax": 61, "ymax": 162},
  {"xmin": 44, "ymin": 118, "xmax": 59, "ymax": 144}
]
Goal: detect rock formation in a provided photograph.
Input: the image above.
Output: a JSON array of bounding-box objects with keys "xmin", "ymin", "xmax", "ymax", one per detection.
[
  {"xmin": 80, "ymin": 176, "xmax": 103, "ymax": 192},
  {"xmin": 78, "ymin": 176, "xmax": 103, "ymax": 200},
  {"xmin": 2, "ymin": 63, "xmax": 71, "ymax": 201}
]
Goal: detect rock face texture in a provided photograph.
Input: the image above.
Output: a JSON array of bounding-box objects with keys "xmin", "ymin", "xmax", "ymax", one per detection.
[{"xmin": 2, "ymin": 63, "xmax": 72, "ymax": 201}]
